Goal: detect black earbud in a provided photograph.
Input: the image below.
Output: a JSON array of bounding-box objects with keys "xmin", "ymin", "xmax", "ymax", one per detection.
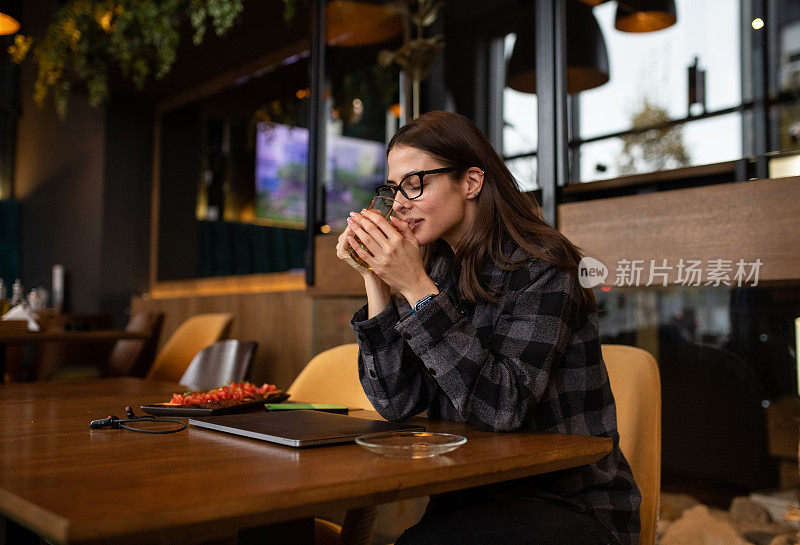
[
  {"xmin": 89, "ymin": 415, "xmax": 121, "ymax": 429},
  {"xmin": 124, "ymin": 406, "xmax": 154, "ymax": 420},
  {"xmin": 88, "ymin": 411, "xmax": 186, "ymax": 434}
]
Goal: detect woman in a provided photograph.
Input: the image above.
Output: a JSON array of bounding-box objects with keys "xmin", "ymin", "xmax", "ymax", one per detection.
[{"xmin": 336, "ymin": 111, "xmax": 640, "ymax": 545}]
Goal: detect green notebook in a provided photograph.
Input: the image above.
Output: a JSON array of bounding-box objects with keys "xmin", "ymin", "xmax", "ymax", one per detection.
[{"xmin": 264, "ymin": 403, "xmax": 348, "ymax": 414}]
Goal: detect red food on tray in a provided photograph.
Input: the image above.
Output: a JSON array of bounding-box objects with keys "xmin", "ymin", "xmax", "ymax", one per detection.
[
  {"xmin": 166, "ymin": 382, "xmax": 280, "ymax": 407},
  {"xmin": 141, "ymin": 381, "xmax": 289, "ymax": 416}
]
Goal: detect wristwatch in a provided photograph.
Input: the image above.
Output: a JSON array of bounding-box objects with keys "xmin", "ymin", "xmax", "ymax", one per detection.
[{"xmin": 411, "ymin": 293, "xmax": 437, "ymax": 314}]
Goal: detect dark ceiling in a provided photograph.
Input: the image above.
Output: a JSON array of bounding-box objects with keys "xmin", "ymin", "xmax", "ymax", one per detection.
[
  {"xmin": 22, "ymin": 0, "xmax": 530, "ymax": 107},
  {"xmin": 149, "ymin": 1, "xmax": 311, "ymax": 99}
]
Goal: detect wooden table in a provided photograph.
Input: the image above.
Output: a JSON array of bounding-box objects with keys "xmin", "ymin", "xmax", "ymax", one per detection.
[
  {"xmin": 0, "ymin": 329, "xmax": 150, "ymax": 382},
  {"xmin": 0, "ymin": 378, "xmax": 613, "ymax": 545},
  {"xmin": 0, "ymin": 330, "xmax": 150, "ymax": 344}
]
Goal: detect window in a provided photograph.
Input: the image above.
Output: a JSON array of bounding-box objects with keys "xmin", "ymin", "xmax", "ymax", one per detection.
[
  {"xmin": 157, "ymin": 51, "xmax": 310, "ymax": 281},
  {"xmin": 324, "ymin": 46, "xmax": 400, "ymax": 230},
  {"xmin": 772, "ymin": 0, "xmax": 800, "ymax": 153},
  {"xmin": 502, "ymin": 33, "xmax": 538, "ymax": 191},
  {"xmin": 575, "ymin": 0, "xmax": 742, "ymax": 182}
]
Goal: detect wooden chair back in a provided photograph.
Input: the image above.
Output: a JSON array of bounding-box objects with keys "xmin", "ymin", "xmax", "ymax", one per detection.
[
  {"xmin": 602, "ymin": 344, "xmax": 661, "ymax": 545},
  {"xmin": 145, "ymin": 313, "xmax": 233, "ymax": 383},
  {"xmin": 105, "ymin": 312, "xmax": 164, "ymax": 377},
  {"xmin": 178, "ymin": 340, "xmax": 257, "ymax": 391}
]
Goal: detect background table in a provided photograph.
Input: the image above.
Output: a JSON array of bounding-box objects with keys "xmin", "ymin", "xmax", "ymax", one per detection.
[
  {"xmin": 0, "ymin": 330, "xmax": 150, "ymax": 343},
  {"xmin": 0, "ymin": 378, "xmax": 613, "ymax": 544},
  {"xmin": 0, "ymin": 327, "xmax": 150, "ymax": 382}
]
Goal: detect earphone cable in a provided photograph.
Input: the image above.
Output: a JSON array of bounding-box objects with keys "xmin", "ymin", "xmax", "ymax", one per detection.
[{"xmin": 116, "ymin": 417, "xmax": 187, "ymax": 434}]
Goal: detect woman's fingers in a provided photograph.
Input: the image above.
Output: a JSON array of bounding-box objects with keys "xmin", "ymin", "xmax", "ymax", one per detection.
[
  {"xmin": 361, "ymin": 210, "xmax": 401, "ymax": 241},
  {"xmin": 336, "ymin": 226, "xmax": 373, "ymax": 274},
  {"xmin": 344, "ymin": 210, "xmax": 421, "ymax": 281},
  {"xmin": 345, "ymin": 218, "xmax": 380, "ymax": 258},
  {"xmin": 347, "ymin": 235, "xmax": 373, "ymax": 267},
  {"xmin": 336, "ymin": 229, "xmax": 352, "ymax": 258},
  {"xmin": 389, "ymin": 215, "xmax": 418, "ymax": 247},
  {"xmin": 348, "ymin": 212, "xmax": 390, "ymax": 253},
  {"xmin": 336, "ymin": 225, "xmax": 355, "ymax": 252}
]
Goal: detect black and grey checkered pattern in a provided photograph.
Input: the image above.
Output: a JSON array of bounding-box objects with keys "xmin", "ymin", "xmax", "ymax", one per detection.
[{"xmin": 351, "ymin": 241, "xmax": 641, "ymax": 545}]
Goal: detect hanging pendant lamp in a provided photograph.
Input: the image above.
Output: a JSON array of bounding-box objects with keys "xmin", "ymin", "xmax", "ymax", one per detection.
[
  {"xmin": 326, "ymin": 0, "xmax": 402, "ymax": 47},
  {"xmin": 615, "ymin": 0, "xmax": 677, "ymax": 33},
  {"xmin": 505, "ymin": 29, "xmax": 536, "ymax": 94},
  {"xmin": 506, "ymin": 0, "xmax": 609, "ymax": 94},
  {"xmin": 0, "ymin": 0, "xmax": 20, "ymax": 36}
]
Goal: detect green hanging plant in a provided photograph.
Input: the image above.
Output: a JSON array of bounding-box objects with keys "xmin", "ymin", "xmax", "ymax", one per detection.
[{"xmin": 10, "ymin": 0, "xmax": 250, "ymax": 118}]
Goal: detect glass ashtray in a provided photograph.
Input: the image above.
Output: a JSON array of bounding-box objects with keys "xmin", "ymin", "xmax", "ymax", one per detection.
[{"xmin": 355, "ymin": 431, "xmax": 467, "ymax": 459}]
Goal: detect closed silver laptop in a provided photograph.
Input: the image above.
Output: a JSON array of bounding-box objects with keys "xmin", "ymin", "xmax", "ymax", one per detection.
[{"xmin": 189, "ymin": 409, "xmax": 425, "ymax": 447}]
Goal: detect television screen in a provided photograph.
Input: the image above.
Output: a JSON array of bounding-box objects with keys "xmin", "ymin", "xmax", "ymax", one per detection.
[
  {"xmin": 324, "ymin": 133, "xmax": 386, "ymax": 229},
  {"xmin": 255, "ymin": 123, "xmax": 309, "ymax": 227},
  {"xmin": 255, "ymin": 122, "xmax": 386, "ymax": 229}
]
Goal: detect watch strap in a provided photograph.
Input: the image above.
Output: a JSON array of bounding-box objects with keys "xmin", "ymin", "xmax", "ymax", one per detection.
[{"xmin": 411, "ymin": 293, "xmax": 437, "ymax": 314}]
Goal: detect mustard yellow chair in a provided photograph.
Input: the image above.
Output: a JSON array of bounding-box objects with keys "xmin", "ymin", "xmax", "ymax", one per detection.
[
  {"xmin": 145, "ymin": 313, "xmax": 234, "ymax": 383},
  {"xmin": 288, "ymin": 343, "xmax": 374, "ymax": 409},
  {"xmin": 602, "ymin": 344, "xmax": 661, "ymax": 545},
  {"xmin": 288, "ymin": 344, "xmax": 377, "ymax": 545}
]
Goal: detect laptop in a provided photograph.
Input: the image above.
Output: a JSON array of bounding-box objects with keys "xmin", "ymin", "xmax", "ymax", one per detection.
[{"xmin": 189, "ymin": 409, "xmax": 425, "ymax": 447}]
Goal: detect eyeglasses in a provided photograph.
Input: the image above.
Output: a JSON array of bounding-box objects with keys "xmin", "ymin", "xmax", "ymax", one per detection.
[{"xmin": 375, "ymin": 167, "xmax": 457, "ymax": 200}]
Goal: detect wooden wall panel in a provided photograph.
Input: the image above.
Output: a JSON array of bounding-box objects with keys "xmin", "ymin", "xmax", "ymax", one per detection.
[
  {"xmin": 311, "ymin": 296, "xmax": 366, "ymax": 355},
  {"xmin": 132, "ymin": 291, "xmax": 312, "ymax": 390},
  {"xmin": 313, "ymin": 177, "xmax": 800, "ymax": 294},
  {"xmin": 310, "ymin": 233, "xmax": 367, "ymax": 296},
  {"xmin": 131, "ymin": 291, "xmax": 369, "ymax": 390},
  {"xmin": 134, "ymin": 177, "xmax": 800, "ymax": 390},
  {"xmin": 558, "ymin": 177, "xmax": 800, "ymax": 285}
]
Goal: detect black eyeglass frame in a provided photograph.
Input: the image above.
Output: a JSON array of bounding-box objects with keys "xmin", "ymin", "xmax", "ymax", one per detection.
[{"xmin": 375, "ymin": 167, "xmax": 458, "ymax": 200}]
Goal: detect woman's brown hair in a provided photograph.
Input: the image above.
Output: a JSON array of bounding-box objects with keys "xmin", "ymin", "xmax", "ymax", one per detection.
[{"xmin": 387, "ymin": 111, "xmax": 595, "ymax": 311}]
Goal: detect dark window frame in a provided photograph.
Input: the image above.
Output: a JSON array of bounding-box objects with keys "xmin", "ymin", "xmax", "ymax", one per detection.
[{"xmin": 486, "ymin": 0, "xmax": 797, "ymax": 201}]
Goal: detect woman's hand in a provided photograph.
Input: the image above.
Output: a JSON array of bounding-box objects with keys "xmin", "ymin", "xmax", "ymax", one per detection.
[
  {"xmin": 336, "ymin": 223, "xmax": 373, "ymax": 276},
  {"xmin": 346, "ymin": 210, "xmax": 438, "ymax": 305},
  {"xmin": 336, "ymin": 220, "xmax": 392, "ymax": 318}
]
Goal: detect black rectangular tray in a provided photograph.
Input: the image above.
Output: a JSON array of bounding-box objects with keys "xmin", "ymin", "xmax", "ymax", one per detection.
[{"xmin": 141, "ymin": 392, "xmax": 289, "ymax": 417}]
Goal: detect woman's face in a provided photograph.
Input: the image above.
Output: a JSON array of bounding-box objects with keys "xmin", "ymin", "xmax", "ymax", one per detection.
[{"xmin": 386, "ymin": 146, "xmax": 475, "ymax": 247}]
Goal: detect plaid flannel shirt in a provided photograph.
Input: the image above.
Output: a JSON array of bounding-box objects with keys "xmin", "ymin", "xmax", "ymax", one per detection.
[{"xmin": 351, "ymin": 241, "xmax": 641, "ymax": 545}]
